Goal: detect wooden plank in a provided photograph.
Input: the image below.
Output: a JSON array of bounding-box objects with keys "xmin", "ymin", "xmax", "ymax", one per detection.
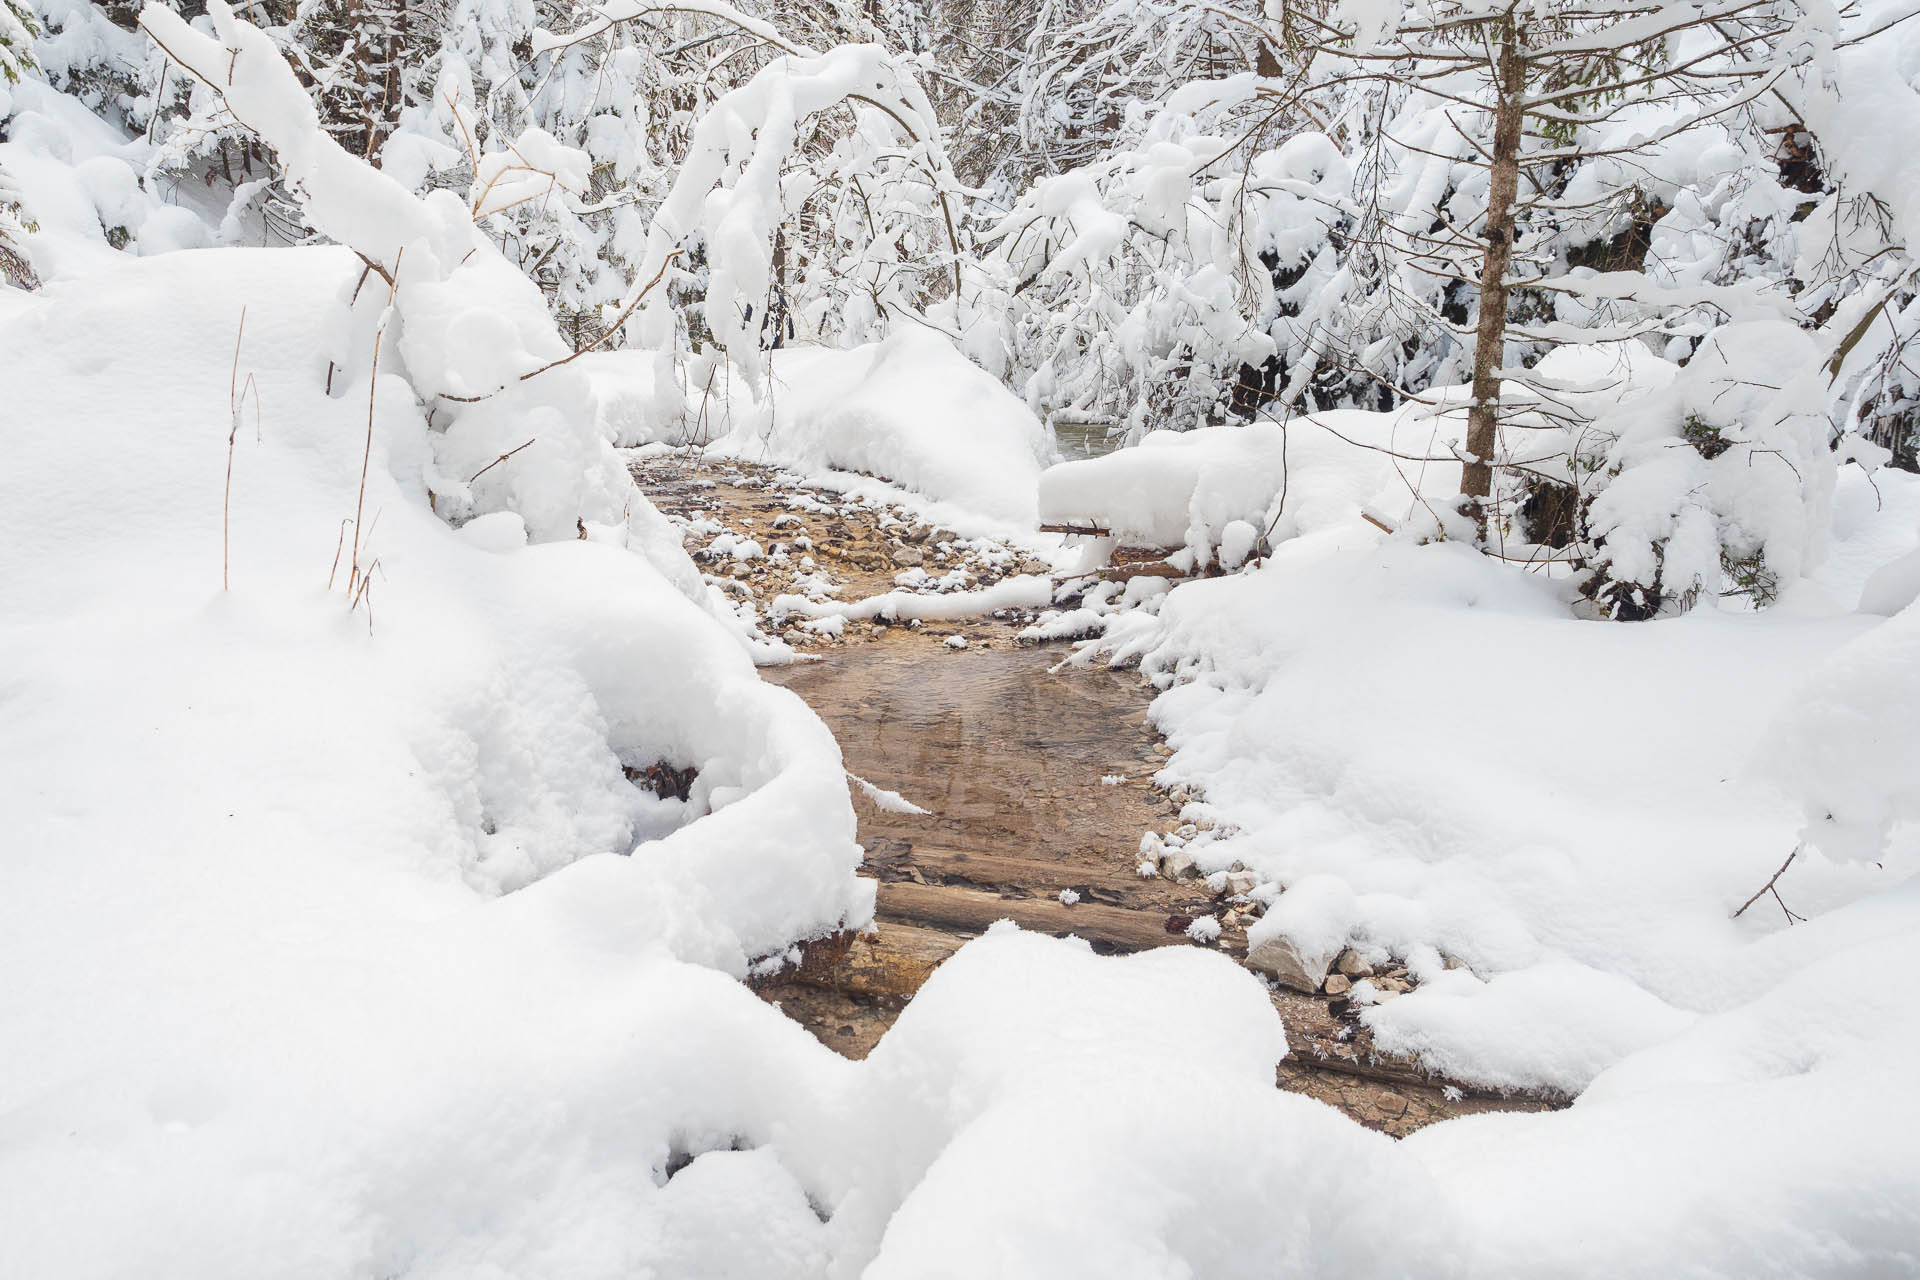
[{"xmin": 875, "ymin": 880, "xmax": 1193, "ymax": 953}]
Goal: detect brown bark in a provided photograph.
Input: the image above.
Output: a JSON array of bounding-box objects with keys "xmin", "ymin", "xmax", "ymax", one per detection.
[{"xmin": 1461, "ymin": 18, "xmax": 1528, "ymax": 533}]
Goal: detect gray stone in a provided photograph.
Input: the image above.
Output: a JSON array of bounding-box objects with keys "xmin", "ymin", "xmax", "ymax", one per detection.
[
  {"xmin": 891, "ymin": 547, "xmax": 925, "ymax": 567},
  {"xmin": 1323, "ymin": 973, "xmax": 1352, "ymax": 996},
  {"xmin": 1224, "ymin": 870, "xmax": 1257, "ymax": 896},
  {"xmin": 1245, "ymin": 933, "xmax": 1332, "ymax": 994},
  {"xmin": 1159, "ymin": 847, "xmax": 1197, "ymax": 880},
  {"xmin": 1336, "ymin": 948, "xmax": 1374, "ymax": 979}
]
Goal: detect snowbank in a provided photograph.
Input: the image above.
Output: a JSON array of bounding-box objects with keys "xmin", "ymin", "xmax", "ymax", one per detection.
[
  {"xmin": 1037, "ymin": 407, "xmax": 1463, "ymax": 562},
  {"xmin": 757, "ymin": 327, "xmax": 1051, "ymax": 526},
  {"xmin": 600, "ymin": 327, "xmax": 1052, "ymax": 527},
  {"xmin": 1096, "ymin": 520, "xmax": 1920, "ymax": 1088},
  {"xmin": 769, "ymin": 574, "xmax": 1055, "ymax": 625},
  {"xmin": 0, "ymin": 241, "xmax": 870, "ymax": 970}
]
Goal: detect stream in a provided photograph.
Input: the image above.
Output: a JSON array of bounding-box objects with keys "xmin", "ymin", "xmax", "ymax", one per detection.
[{"xmin": 637, "ymin": 452, "xmax": 1561, "ymax": 1136}]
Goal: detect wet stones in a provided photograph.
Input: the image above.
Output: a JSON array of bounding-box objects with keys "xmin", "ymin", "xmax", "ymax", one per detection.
[
  {"xmin": 1246, "ymin": 933, "xmax": 1333, "ymax": 994},
  {"xmin": 1157, "ymin": 847, "xmax": 1196, "ymax": 880}
]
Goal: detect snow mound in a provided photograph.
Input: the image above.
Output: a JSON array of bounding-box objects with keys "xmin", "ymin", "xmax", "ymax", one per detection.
[
  {"xmin": 1, "ymin": 246, "xmax": 870, "ymax": 971},
  {"xmin": 605, "ymin": 327, "xmax": 1051, "ymax": 527},
  {"xmin": 761, "ymin": 328, "xmax": 1050, "ymax": 525},
  {"xmin": 1092, "ymin": 524, "xmax": 1919, "ymax": 1094},
  {"xmin": 1037, "ymin": 408, "xmax": 1462, "ymax": 563},
  {"xmin": 840, "ymin": 925, "xmax": 1459, "ymax": 1278}
]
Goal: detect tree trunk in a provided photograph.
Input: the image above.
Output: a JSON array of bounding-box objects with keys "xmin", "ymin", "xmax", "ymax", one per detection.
[{"xmin": 1461, "ymin": 19, "xmax": 1527, "ymax": 534}]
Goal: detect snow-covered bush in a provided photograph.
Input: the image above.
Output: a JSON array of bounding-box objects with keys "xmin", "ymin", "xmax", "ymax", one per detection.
[
  {"xmin": 0, "ymin": 156, "xmax": 33, "ymax": 286},
  {"xmin": 1, "ymin": 0, "xmax": 34, "ymax": 86},
  {"xmin": 576, "ymin": 23, "xmax": 965, "ymax": 396},
  {"xmin": 136, "ymin": 0, "xmax": 697, "ymax": 592},
  {"xmin": 984, "ymin": 77, "xmax": 1353, "ymax": 440},
  {"xmin": 1577, "ymin": 324, "xmax": 1836, "ymax": 618}
]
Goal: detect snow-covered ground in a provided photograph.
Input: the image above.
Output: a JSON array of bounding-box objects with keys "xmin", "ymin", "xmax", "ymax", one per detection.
[
  {"xmin": 7, "ymin": 5, "xmax": 1920, "ymax": 1268},
  {"xmin": 10, "ymin": 249, "xmax": 1918, "ymax": 1275}
]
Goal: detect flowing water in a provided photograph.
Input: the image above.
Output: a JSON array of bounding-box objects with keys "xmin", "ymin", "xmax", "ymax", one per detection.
[
  {"xmin": 760, "ymin": 629, "xmax": 1562, "ymax": 1135},
  {"xmin": 635, "ymin": 452, "xmax": 1562, "ymax": 1134},
  {"xmin": 769, "ymin": 634, "xmax": 1175, "ymax": 890}
]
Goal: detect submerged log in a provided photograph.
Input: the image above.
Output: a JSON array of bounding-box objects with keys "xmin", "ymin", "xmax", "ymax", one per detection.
[
  {"xmin": 875, "ymin": 881, "xmax": 1195, "ymax": 954},
  {"xmin": 882, "ymin": 844, "xmax": 1144, "ymax": 898}
]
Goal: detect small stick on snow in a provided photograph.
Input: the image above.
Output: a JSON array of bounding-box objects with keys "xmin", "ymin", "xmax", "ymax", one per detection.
[
  {"xmin": 1732, "ymin": 844, "xmax": 1802, "ymax": 922},
  {"xmin": 223, "ymin": 306, "xmax": 247, "ymax": 591}
]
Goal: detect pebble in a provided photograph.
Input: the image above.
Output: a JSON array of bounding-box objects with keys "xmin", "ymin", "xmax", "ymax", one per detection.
[
  {"xmin": 1246, "ymin": 934, "xmax": 1332, "ymax": 994},
  {"xmin": 1336, "ymin": 948, "xmax": 1374, "ymax": 979},
  {"xmin": 1224, "ymin": 870, "xmax": 1257, "ymax": 896},
  {"xmin": 1323, "ymin": 973, "xmax": 1353, "ymax": 996}
]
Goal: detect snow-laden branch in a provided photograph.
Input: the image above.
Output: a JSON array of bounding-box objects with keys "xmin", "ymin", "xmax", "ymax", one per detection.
[
  {"xmin": 531, "ymin": 0, "xmax": 806, "ymax": 60},
  {"xmin": 596, "ymin": 37, "xmax": 966, "ymax": 387},
  {"xmin": 140, "ymin": 0, "xmax": 442, "ymax": 284},
  {"xmin": 139, "ymin": 0, "xmax": 572, "ymax": 400}
]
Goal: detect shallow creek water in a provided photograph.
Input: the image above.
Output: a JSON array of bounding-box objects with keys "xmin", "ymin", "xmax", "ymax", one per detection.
[
  {"xmin": 759, "ymin": 631, "xmax": 1560, "ymax": 1135},
  {"xmin": 769, "ymin": 635, "xmax": 1171, "ymax": 883},
  {"xmin": 635, "ymin": 452, "xmax": 1559, "ymax": 1134}
]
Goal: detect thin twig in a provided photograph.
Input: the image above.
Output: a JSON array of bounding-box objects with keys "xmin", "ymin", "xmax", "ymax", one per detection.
[
  {"xmin": 468, "ymin": 438, "xmax": 537, "ymax": 483},
  {"xmin": 327, "ymin": 518, "xmax": 353, "ymax": 591},
  {"xmin": 350, "ymin": 252, "xmax": 402, "ymax": 598},
  {"xmin": 224, "ymin": 306, "xmax": 248, "ymax": 591},
  {"xmin": 1732, "ymin": 844, "xmax": 1802, "ymax": 921}
]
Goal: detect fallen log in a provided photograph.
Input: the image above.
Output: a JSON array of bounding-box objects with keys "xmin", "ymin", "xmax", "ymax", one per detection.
[
  {"xmin": 875, "ymin": 880, "xmax": 1190, "ymax": 953},
  {"xmin": 883, "ymin": 844, "xmax": 1146, "ymax": 898}
]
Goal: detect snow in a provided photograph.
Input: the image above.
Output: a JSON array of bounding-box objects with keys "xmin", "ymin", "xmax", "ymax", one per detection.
[
  {"xmin": 771, "ymin": 574, "xmax": 1054, "ymax": 626},
  {"xmin": 1091, "ymin": 518, "xmax": 1920, "ymax": 1088},
  {"xmin": 833, "ymin": 924, "xmax": 1458, "ymax": 1279},
  {"xmin": 849, "ymin": 771, "xmax": 931, "ymax": 815},
  {"xmin": 1038, "ymin": 406, "xmax": 1463, "ymax": 564},
  {"xmin": 9, "ymin": 0, "xmax": 1920, "ymax": 1267},
  {"xmin": 2, "ymin": 237, "xmax": 1469, "ymax": 1280},
  {"xmin": 0, "ymin": 246, "xmax": 889, "ymax": 1272}
]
